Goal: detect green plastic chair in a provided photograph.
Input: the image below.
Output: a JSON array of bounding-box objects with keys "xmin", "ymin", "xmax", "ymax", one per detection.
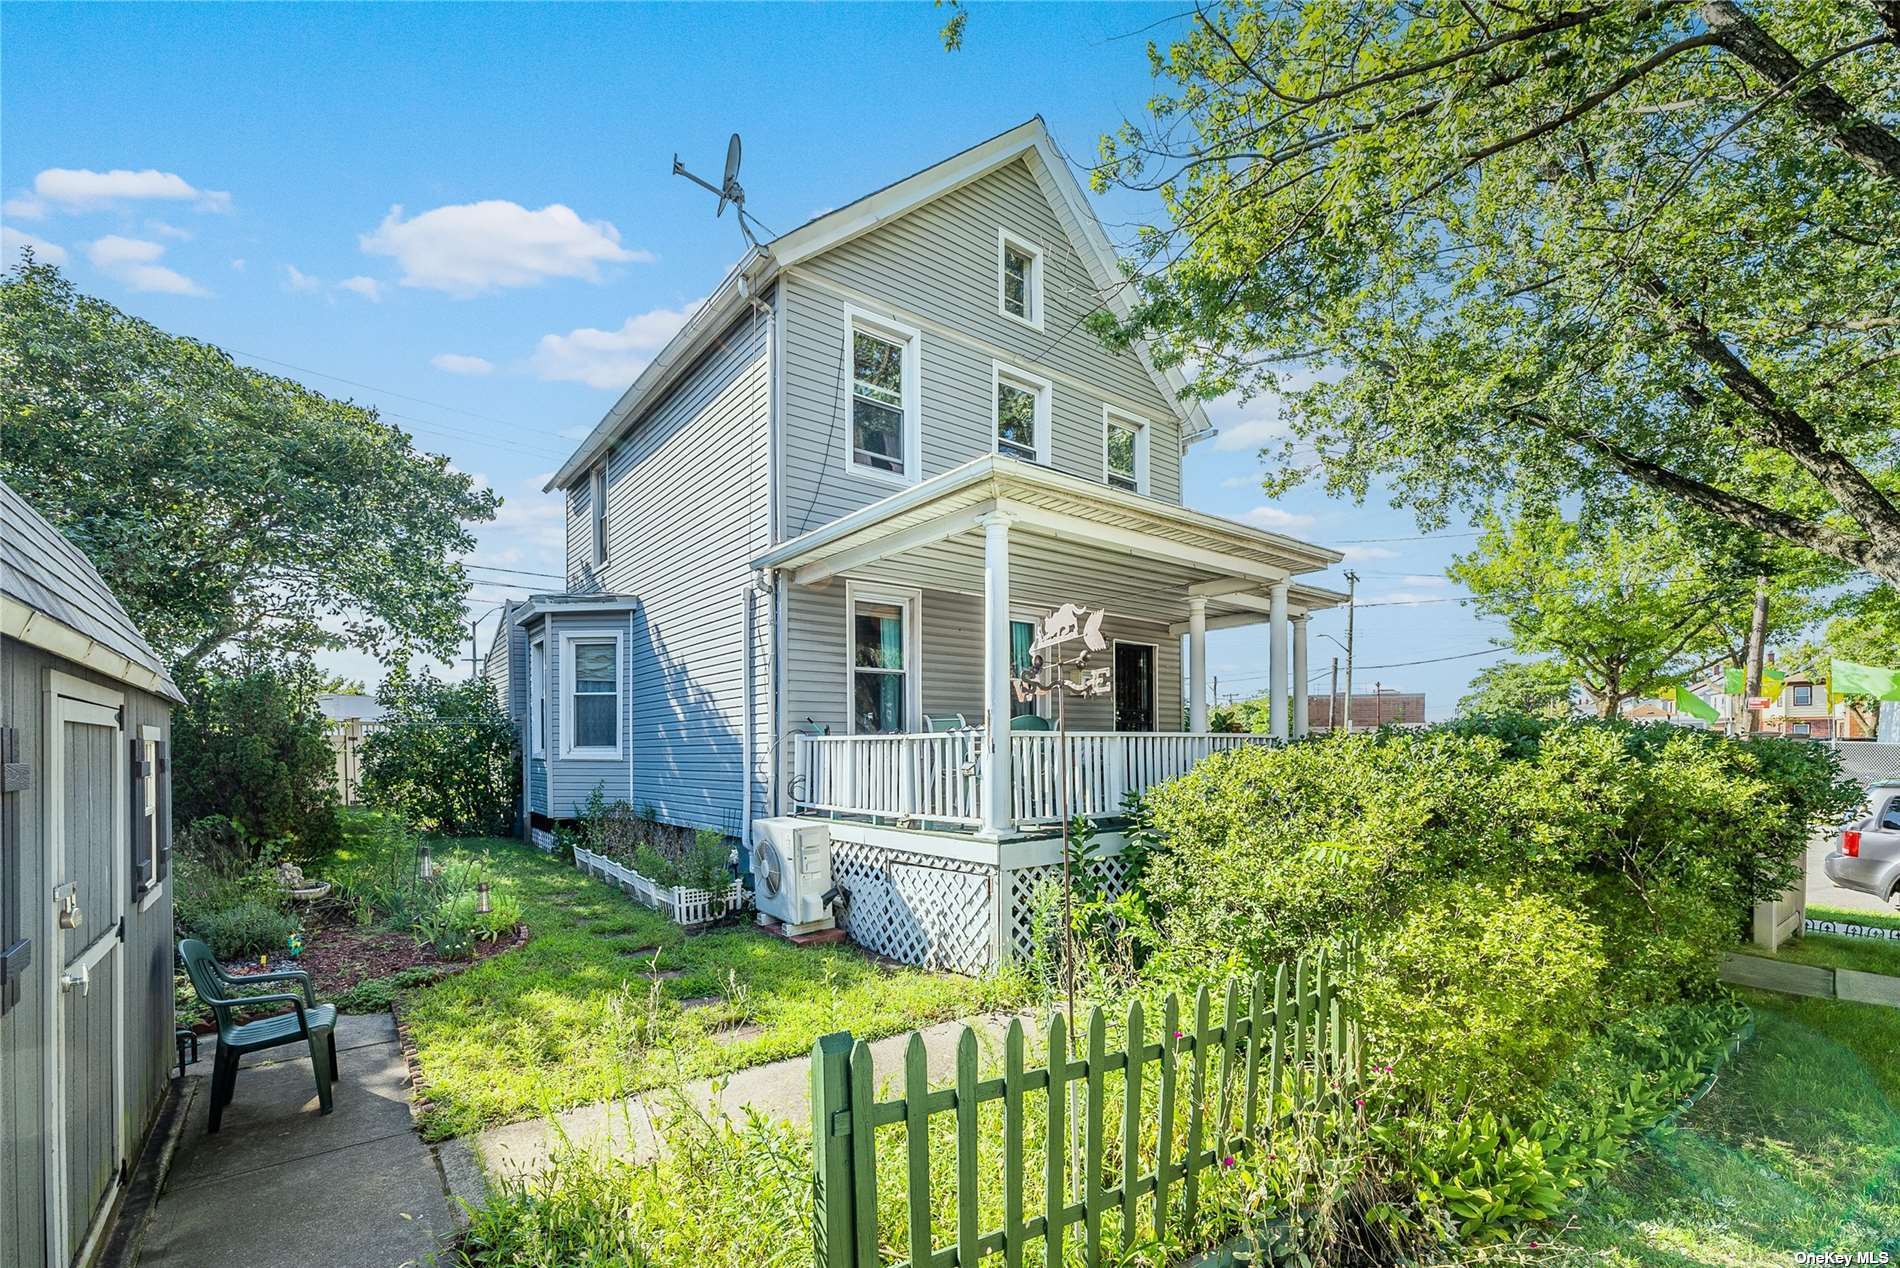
[
  {"xmin": 1009, "ymin": 714, "xmax": 1053, "ymax": 731},
  {"xmin": 924, "ymin": 713, "xmax": 968, "ymax": 732},
  {"xmin": 178, "ymin": 938, "xmax": 337, "ymax": 1131}
]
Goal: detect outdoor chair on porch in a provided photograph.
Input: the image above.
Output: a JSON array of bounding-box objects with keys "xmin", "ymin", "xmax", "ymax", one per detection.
[
  {"xmin": 178, "ymin": 938, "xmax": 338, "ymax": 1132},
  {"xmin": 925, "ymin": 713, "xmax": 969, "ymax": 732},
  {"xmin": 1008, "ymin": 714, "xmax": 1052, "ymax": 731}
]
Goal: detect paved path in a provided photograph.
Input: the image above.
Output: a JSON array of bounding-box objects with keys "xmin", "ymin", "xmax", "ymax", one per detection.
[
  {"xmin": 469, "ymin": 1009, "xmax": 1031, "ymax": 1185},
  {"xmin": 141, "ymin": 1013, "xmax": 468, "ymax": 1268}
]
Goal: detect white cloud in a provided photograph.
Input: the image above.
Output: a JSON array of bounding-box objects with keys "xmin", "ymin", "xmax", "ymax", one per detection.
[
  {"xmin": 147, "ymin": 221, "xmax": 192, "ymax": 240},
  {"xmin": 337, "ymin": 275, "xmax": 383, "ymax": 301},
  {"xmin": 531, "ymin": 302, "xmax": 700, "ymax": 389},
  {"xmin": 229, "ymin": 258, "xmax": 246, "ymax": 271},
  {"xmin": 1237, "ymin": 505, "xmax": 1317, "ymax": 532},
  {"xmin": 2, "ymin": 195, "xmax": 47, "ymax": 220},
  {"xmin": 431, "ymin": 352, "xmax": 494, "ymax": 376},
  {"xmin": 360, "ymin": 200, "xmax": 650, "ymax": 297},
  {"xmin": 3, "ymin": 226, "xmax": 67, "ymax": 266},
  {"xmin": 283, "ymin": 264, "xmax": 322, "ymax": 293},
  {"xmin": 86, "ymin": 235, "xmax": 206, "ymax": 295},
  {"xmin": 1396, "ymin": 574, "xmax": 1449, "ymax": 588},
  {"xmin": 1220, "ymin": 473, "xmax": 1263, "ymax": 490},
  {"xmin": 1212, "ymin": 415, "xmax": 1291, "ymax": 453},
  {"xmin": 29, "ymin": 167, "xmax": 230, "ymax": 214},
  {"xmin": 1338, "ymin": 544, "xmax": 1399, "ymax": 563}
]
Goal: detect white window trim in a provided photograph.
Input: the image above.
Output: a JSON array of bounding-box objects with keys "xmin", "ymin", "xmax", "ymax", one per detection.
[
  {"xmin": 1111, "ymin": 639, "xmax": 1160, "ymax": 733},
  {"xmin": 991, "ymin": 361, "xmax": 1052, "ymax": 467},
  {"xmin": 137, "ymin": 722, "xmax": 164, "ymax": 911},
  {"xmin": 1102, "ymin": 405, "xmax": 1151, "ymax": 496},
  {"xmin": 1009, "ymin": 613, "xmax": 1053, "ymax": 720},
  {"xmin": 843, "ymin": 304, "xmax": 923, "ymax": 487},
  {"xmin": 529, "ymin": 635, "xmax": 547, "ymax": 758},
  {"xmin": 844, "ymin": 581, "xmax": 923, "ymax": 736},
  {"xmin": 996, "ymin": 227, "xmax": 1045, "ymax": 331},
  {"xmin": 590, "ymin": 465, "xmax": 609, "ymax": 566},
  {"xmin": 559, "ymin": 629, "xmax": 624, "ymax": 761}
]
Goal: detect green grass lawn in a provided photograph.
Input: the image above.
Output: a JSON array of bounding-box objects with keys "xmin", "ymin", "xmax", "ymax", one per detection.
[
  {"xmin": 1756, "ymin": 931, "xmax": 1900, "ymax": 976},
  {"xmin": 1553, "ymin": 992, "xmax": 1900, "ymax": 1265},
  {"xmin": 341, "ymin": 831, "xmax": 1028, "ymax": 1140}
]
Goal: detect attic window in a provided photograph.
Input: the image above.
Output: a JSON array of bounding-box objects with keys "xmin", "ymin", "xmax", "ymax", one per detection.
[{"xmin": 997, "ymin": 229, "xmax": 1043, "ymax": 329}]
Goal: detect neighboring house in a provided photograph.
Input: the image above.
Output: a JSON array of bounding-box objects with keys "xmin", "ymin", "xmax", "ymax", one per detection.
[
  {"xmin": 317, "ymin": 692, "xmax": 387, "ymax": 806},
  {"xmin": 1305, "ymin": 689, "xmax": 1427, "ymax": 732},
  {"xmin": 492, "ymin": 119, "xmax": 1349, "ymax": 969},
  {"xmin": 1, "ymin": 479, "xmax": 182, "ymax": 1268}
]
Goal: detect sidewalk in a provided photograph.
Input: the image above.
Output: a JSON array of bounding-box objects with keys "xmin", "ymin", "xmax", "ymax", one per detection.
[
  {"xmin": 470, "ymin": 1009, "xmax": 1029, "ymax": 1184},
  {"xmin": 140, "ymin": 1013, "xmax": 473, "ymax": 1268}
]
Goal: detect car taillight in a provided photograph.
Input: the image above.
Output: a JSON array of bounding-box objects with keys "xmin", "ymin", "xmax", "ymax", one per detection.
[{"xmin": 1843, "ymin": 829, "xmax": 1860, "ymax": 858}]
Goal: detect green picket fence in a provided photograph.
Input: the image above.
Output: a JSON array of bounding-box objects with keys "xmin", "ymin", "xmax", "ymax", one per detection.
[{"xmin": 809, "ymin": 953, "xmax": 1361, "ymax": 1268}]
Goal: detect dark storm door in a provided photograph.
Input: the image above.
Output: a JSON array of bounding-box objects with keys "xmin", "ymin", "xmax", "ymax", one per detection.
[
  {"xmin": 1114, "ymin": 643, "xmax": 1156, "ymax": 732},
  {"xmin": 49, "ymin": 676, "xmax": 125, "ymax": 1267}
]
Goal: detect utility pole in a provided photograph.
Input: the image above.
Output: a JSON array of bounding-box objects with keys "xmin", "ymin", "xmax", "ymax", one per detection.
[
  {"xmin": 1342, "ymin": 571, "xmax": 1357, "ymax": 734},
  {"xmin": 1375, "ymin": 679, "xmax": 1384, "ymax": 727},
  {"xmin": 468, "ymin": 618, "xmax": 482, "ymax": 682},
  {"xmin": 1329, "ymin": 656, "xmax": 1339, "ymax": 733},
  {"xmin": 1742, "ymin": 574, "xmax": 1769, "ymax": 735}
]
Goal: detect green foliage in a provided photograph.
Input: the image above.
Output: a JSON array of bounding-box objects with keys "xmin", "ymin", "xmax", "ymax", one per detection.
[
  {"xmin": 1096, "ymin": 2, "xmax": 1900, "ymax": 585},
  {"xmin": 1456, "ymin": 659, "xmax": 1576, "ymax": 719},
  {"xmin": 579, "ymin": 787, "xmax": 731, "ymax": 895},
  {"xmin": 171, "ymin": 663, "xmax": 338, "ymax": 859},
  {"xmin": 325, "ymin": 812, "xmax": 511, "ymax": 956},
  {"xmin": 330, "ymin": 966, "xmax": 444, "ymax": 1015},
  {"xmin": 195, "ymin": 899, "xmax": 298, "ymax": 961},
  {"xmin": 171, "ymin": 815, "xmax": 286, "ymax": 935},
  {"xmin": 0, "ymin": 257, "xmax": 498, "ymax": 670},
  {"xmin": 359, "ymin": 668, "xmax": 518, "ymax": 836}
]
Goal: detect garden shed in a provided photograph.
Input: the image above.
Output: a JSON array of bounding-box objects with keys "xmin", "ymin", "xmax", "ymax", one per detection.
[{"xmin": 1, "ymin": 478, "xmax": 183, "ymax": 1268}]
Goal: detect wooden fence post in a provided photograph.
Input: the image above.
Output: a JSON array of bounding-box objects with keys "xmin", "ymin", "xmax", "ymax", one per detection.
[{"xmin": 811, "ymin": 1032, "xmax": 856, "ymax": 1268}]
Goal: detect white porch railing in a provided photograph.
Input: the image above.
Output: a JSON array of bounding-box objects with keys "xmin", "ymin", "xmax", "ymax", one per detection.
[{"xmin": 792, "ymin": 730, "xmax": 1274, "ymax": 828}]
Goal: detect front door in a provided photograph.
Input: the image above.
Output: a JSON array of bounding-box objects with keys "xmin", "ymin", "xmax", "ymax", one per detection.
[
  {"xmin": 1114, "ymin": 643, "xmax": 1155, "ymax": 732},
  {"xmin": 47, "ymin": 673, "xmax": 125, "ymax": 1267}
]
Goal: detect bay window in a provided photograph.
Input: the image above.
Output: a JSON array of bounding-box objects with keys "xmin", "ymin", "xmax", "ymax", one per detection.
[
  {"xmin": 560, "ymin": 631, "xmax": 622, "ymax": 758},
  {"xmin": 529, "ymin": 637, "xmax": 547, "ymax": 757}
]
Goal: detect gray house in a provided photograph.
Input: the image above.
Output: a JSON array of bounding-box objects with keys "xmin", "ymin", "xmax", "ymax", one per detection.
[
  {"xmin": 1, "ymin": 479, "xmax": 182, "ymax": 1268},
  {"xmin": 490, "ymin": 119, "xmax": 1348, "ymax": 965}
]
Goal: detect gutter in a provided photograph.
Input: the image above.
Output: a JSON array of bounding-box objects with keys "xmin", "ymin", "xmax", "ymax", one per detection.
[{"xmin": 0, "ymin": 598, "xmax": 184, "ymax": 704}]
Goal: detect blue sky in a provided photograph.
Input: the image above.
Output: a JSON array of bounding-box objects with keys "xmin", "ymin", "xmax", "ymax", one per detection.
[{"xmin": 2, "ymin": 2, "xmax": 1501, "ymax": 718}]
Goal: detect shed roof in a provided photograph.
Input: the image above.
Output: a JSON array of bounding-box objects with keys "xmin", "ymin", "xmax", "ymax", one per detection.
[{"xmin": 0, "ymin": 479, "xmax": 184, "ymax": 703}]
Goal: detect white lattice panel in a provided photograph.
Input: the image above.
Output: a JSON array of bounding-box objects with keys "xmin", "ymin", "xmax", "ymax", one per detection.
[
  {"xmin": 1004, "ymin": 853, "xmax": 1131, "ymax": 963},
  {"xmin": 831, "ymin": 839, "xmax": 998, "ymax": 975}
]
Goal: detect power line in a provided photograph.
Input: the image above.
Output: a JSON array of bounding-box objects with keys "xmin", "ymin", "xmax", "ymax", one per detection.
[
  {"xmin": 228, "ymin": 346, "xmax": 538, "ymax": 432},
  {"xmin": 1335, "ymin": 530, "xmax": 1481, "ymax": 544},
  {"xmin": 465, "ymin": 563, "xmax": 566, "ymax": 581},
  {"xmin": 1217, "ymin": 645, "xmax": 1506, "ymax": 685}
]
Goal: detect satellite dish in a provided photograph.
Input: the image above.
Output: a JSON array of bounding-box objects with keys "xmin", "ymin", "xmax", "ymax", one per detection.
[{"xmin": 673, "ymin": 132, "xmax": 758, "ymax": 246}]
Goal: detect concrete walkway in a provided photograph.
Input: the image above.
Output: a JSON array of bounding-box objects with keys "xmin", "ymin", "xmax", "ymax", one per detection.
[
  {"xmin": 470, "ymin": 1009, "xmax": 1031, "ymax": 1184},
  {"xmin": 141, "ymin": 1013, "xmax": 471, "ymax": 1268}
]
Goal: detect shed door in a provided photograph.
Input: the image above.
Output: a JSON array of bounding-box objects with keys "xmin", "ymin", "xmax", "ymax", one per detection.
[{"xmin": 47, "ymin": 680, "xmax": 125, "ymax": 1267}]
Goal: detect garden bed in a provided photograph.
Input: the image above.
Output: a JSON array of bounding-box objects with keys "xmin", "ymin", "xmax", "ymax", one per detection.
[{"xmin": 571, "ymin": 843, "xmax": 748, "ymax": 928}]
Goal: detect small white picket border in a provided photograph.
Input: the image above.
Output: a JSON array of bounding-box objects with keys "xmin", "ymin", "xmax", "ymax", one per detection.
[{"xmin": 571, "ymin": 844, "xmax": 749, "ymax": 929}]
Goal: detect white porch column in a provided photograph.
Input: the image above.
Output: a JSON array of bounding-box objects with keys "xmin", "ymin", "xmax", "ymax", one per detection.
[
  {"xmin": 1187, "ymin": 595, "xmax": 1209, "ymax": 733},
  {"xmin": 1268, "ymin": 580, "xmax": 1290, "ymax": 741},
  {"xmin": 1291, "ymin": 613, "xmax": 1310, "ymax": 739},
  {"xmin": 979, "ymin": 511, "xmax": 1014, "ymax": 838}
]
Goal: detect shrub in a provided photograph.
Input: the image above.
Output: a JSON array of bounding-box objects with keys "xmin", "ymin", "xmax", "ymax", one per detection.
[
  {"xmin": 172, "ymin": 815, "xmax": 286, "ymax": 934},
  {"xmin": 196, "ymin": 899, "xmax": 297, "ymax": 960},
  {"xmin": 171, "ymin": 662, "xmax": 339, "ymax": 860},
  {"xmin": 359, "ymin": 669, "xmax": 518, "ymax": 836},
  {"xmin": 332, "ymin": 966, "xmax": 443, "ymax": 1014}
]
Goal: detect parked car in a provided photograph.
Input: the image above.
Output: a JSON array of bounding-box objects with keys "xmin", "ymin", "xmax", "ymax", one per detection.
[{"xmin": 1823, "ymin": 779, "xmax": 1900, "ymax": 906}]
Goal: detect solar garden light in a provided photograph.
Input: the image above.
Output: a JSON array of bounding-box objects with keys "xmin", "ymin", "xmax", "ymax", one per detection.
[
  {"xmin": 476, "ymin": 881, "xmax": 492, "ymax": 915},
  {"xmin": 416, "ymin": 843, "xmax": 434, "ymax": 881}
]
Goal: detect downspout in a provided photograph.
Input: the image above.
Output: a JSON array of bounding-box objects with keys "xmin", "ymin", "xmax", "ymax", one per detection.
[{"xmin": 766, "ymin": 271, "xmax": 788, "ymax": 817}]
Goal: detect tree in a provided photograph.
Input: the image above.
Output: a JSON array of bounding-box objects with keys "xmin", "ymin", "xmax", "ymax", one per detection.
[
  {"xmin": 0, "ymin": 257, "xmax": 499, "ymax": 672},
  {"xmin": 1457, "ymin": 660, "xmax": 1577, "ymax": 718},
  {"xmin": 359, "ymin": 670, "xmax": 519, "ymax": 837},
  {"xmin": 171, "ymin": 662, "xmax": 340, "ymax": 858},
  {"xmin": 1450, "ymin": 507, "xmax": 1768, "ymax": 717},
  {"xmin": 1096, "ymin": 1, "xmax": 1900, "ymax": 584}
]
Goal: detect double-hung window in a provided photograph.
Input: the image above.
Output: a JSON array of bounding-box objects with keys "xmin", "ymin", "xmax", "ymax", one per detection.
[
  {"xmin": 997, "ymin": 229, "xmax": 1043, "ymax": 329},
  {"xmin": 1103, "ymin": 407, "xmax": 1149, "ymax": 494},
  {"xmin": 529, "ymin": 637, "xmax": 547, "ymax": 757},
  {"xmin": 1010, "ymin": 619, "xmax": 1042, "ymax": 719},
  {"xmin": 847, "ymin": 308, "xmax": 921, "ymax": 483},
  {"xmin": 993, "ymin": 363, "xmax": 1050, "ymax": 465},
  {"xmin": 561, "ymin": 632, "xmax": 622, "ymax": 758},
  {"xmin": 590, "ymin": 464, "xmax": 609, "ymax": 566},
  {"xmin": 849, "ymin": 586, "xmax": 917, "ymax": 734},
  {"xmin": 1791, "ymin": 684, "xmax": 1813, "ymax": 707}
]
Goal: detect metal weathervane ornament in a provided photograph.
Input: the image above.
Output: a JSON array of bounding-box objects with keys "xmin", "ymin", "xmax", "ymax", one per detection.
[{"xmin": 1013, "ymin": 603, "xmax": 1111, "ymax": 1026}]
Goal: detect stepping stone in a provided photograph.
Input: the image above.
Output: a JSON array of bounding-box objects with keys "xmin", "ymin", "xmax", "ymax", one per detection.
[
  {"xmin": 615, "ymin": 944, "xmax": 662, "ymax": 959},
  {"xmin": 640, "ymin": 969, "xmax": 685, "ymax": 982},
  {"xmin": 678, "ymin": 994, "xmax": 722, "ymax": 1010},
  {"xmin": 715, "ymin": 1022, "xmax": 767, "ymax": 1043}
]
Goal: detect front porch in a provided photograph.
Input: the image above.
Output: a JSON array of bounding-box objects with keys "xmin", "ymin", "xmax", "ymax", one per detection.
[{"xmin": 757, "ymin": 455, "xmax": 1347, "ymax": 836}]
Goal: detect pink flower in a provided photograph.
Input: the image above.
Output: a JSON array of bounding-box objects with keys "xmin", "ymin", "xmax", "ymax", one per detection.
[
  {"xmin": 1173, "ymin": 1030, "xmax": 1183, "ymax": 1039},
  {"xmin": 1221, "ymin": 1155, "xmax": 1236, "ymax": 1168}
]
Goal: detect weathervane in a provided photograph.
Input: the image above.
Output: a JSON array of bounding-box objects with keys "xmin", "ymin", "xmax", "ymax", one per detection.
[{"xmin": 1014, "ymin": 602, "xmax": 1112, "ymax": 1026}]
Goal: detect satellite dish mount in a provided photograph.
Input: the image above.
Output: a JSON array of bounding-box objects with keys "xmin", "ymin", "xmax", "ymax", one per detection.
[{"xmin": 673, "ymin": 133, "xmax": 763, "ymax": 249}]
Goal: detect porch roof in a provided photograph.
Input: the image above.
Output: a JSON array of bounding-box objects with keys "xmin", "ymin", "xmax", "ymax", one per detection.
[{"xmin": 752, "ymin": 455, "xmax": 1349, "ymax": 626}]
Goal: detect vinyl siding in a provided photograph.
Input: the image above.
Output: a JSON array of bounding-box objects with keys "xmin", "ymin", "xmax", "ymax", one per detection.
[
  {"xmin": 780, "ymin": 157, "xmax": 1182, "ymax": 538},
  {"xmin": 560, "ymin": 309, "xmax": 770, "ymax": 834},
  {"xmin": 529, "ymin": 758, "xmax": 549, "ymax": 816},
  {"xmin": 1, "ymin": 638, "xmax": 174, "ymax": 1268}
]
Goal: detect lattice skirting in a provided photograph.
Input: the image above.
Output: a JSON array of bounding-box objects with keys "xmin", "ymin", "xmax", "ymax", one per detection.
[
  {"xmin": 529, "ymin": 827, "xmax": 556, "ymax": 852},
  {"xmin": 1002, "ymin": 851, "xmax": 1131, "ymax": 965},
  {"xmin": 831, "ymin": 839, "xmax": 998, "ymax": 976}
]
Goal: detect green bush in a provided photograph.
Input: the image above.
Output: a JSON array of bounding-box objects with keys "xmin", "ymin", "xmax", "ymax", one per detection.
[
  {"xmin": 172, "ymin": 815, "xmax": 287, "ymax": 936},
  {"xmin": 171, "ymin": 663, "xmax": 339, "ymax": 860},
  {"xmin": 196, "ymin": 899, "xmax": 297, "ymax": 960},
  {"xmin": 359, "ymin": 669, "xmax": 518, "ymax": 836}
]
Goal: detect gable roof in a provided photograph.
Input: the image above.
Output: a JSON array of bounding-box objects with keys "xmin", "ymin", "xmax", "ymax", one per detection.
[
  {"xmin": 547, "ymin": 117, "xmax": 1210, "ymax": 493},
  {"xmin": 0, "ymin": 479, "xmax": 184, "ymax": 703}
]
